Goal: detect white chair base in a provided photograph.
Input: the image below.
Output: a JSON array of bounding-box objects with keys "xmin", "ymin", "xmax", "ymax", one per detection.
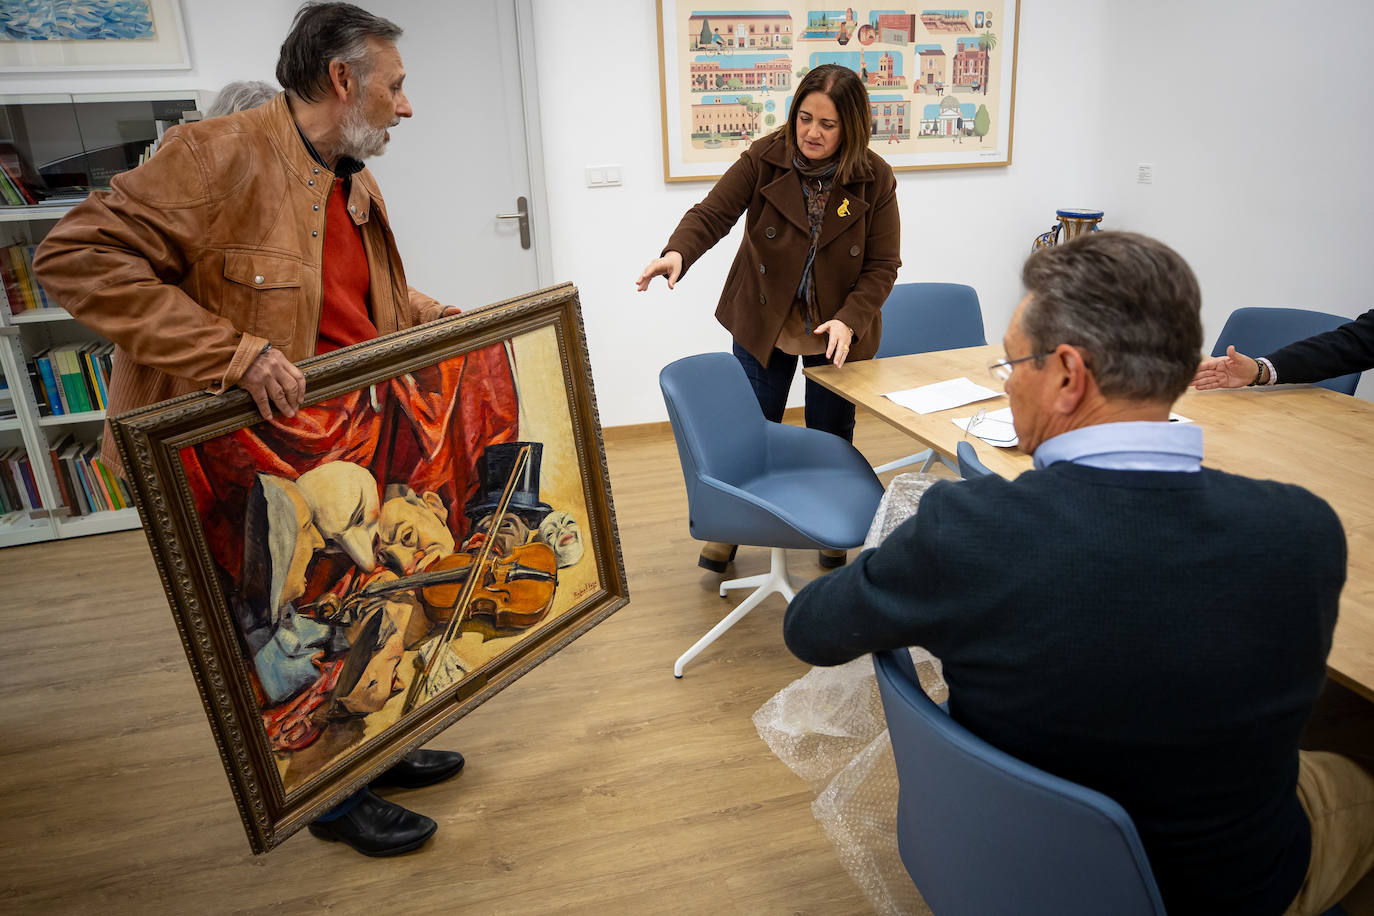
[
  {"xmin": 873, "ymin": 449, "xmax": 957, "ymax": 476},
  {"xmin": 674, "ymin": 546, "xmax": 796, "ymax": 677}
]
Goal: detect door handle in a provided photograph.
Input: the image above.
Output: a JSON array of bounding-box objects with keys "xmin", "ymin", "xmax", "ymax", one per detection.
[{"xmin": 495, "ymin": 196, "xmax": 531, "ymax": 250}]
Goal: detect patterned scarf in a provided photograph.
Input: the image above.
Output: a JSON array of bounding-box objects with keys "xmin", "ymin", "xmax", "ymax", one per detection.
[{"xmin": 793, "ymin": 153, "xmax": 838, "ymax": 332}]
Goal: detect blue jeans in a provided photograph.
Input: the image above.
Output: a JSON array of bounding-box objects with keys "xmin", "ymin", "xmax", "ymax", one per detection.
[{"xmin": 732, "ymin": 341, "xmax": 856, "ymax": 443}]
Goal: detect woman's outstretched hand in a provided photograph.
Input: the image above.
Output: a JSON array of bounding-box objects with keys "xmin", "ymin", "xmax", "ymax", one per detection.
[
  {"xmin": 814, "ymin": 319, "xmax": 855, "ymax": 368},
  {"xmin": 635, "ymin": 251, "xmax": 683, "ymax": 291}
]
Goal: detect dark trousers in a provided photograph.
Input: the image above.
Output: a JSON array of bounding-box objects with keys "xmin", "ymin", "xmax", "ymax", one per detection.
[{"xmin": 732, "ymin": 341, "xmax": 856, "ymax": 443}]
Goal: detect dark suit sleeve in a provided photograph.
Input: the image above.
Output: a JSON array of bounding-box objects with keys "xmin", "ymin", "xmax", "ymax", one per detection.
[
  {"xmin": 783, "ymin": 482, "xmax": 967, "ymax": 666},
  {"xmin": 1267, "ymin": 309, "xmax": 1374, "ymax": 384},
  {"xmin": 662, "ymin": 150, "xmax": 759, "ymax": 279}
]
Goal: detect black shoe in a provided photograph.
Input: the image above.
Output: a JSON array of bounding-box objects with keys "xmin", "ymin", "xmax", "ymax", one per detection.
[
  {"xmin": 698, "ymin": 542, "xmax": 739, "ymax": 573},
  {"xmin": 370, "ymin": 749, "xmax": 466, "ymax": 790},
  {"xmin": 307, "ymin": 790, "xmax": 437, "ymax": 857},
  {"xmin": 819, "ymin": 549, "xmax": 848, "ymax": 569}
]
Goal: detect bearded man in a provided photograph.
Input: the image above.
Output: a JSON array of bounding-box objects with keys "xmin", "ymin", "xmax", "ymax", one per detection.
[{"xmin": 33, "ymin": 2, "xmax": 493, "ymax": 858}]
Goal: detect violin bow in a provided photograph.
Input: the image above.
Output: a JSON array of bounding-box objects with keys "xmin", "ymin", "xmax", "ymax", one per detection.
[{"xmin": 408, "ymin": 444, "xmax": 531, "ymax": 709}]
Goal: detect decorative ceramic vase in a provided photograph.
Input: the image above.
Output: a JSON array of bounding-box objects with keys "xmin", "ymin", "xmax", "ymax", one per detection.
[{"xmin": 1032, "ymin": 208, "xmax": 1104, "ymax": 251}]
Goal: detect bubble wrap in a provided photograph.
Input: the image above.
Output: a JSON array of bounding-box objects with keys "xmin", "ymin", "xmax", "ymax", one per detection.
[{"xmin": 754, "ymin": 473, "xmax": 948, "ymax": 915}]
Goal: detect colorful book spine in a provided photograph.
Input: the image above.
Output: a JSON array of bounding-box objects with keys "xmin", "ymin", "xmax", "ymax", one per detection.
[
  {"xmin": 70, "ymin": 450, "xmax": 98, "ymax": 514},
  {"xmin": 80, "ymin": 349, "xmax": 104, "ymax": 410},
  {"xmin": 0, "ymin": 249, "xmax": 24, "ymax": 315},
  {"xmin": 7, "ymin": 247, "xmax": 37, "ymax": 313},
  {"xmin": 93, "ymin": 457, "xmax": 125, "ymax": 510},
  {"xmin": 16, "ymin": 456, "xmax": 41, "ymax": 510},
  {"xmin": 35, "ymin": 355, "xmax": 65, "ymax": 415},
  {"xmin": 25, "ymin": 359, "xmax": 50, "ymax": 416},
  {"xmin": 56, "ymin": 348, "xmax": 92, "ymax": 414}
]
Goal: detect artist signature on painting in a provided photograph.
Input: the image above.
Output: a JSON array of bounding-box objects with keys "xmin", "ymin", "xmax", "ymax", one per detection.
[{"xmin": 574, "ymin": 582, "xmax": 596, "ymax": 600}]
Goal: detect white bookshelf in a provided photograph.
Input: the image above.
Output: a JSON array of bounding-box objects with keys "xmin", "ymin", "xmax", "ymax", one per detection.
[{"xmin": 0, "ymin": 91, "xmax": 200, "ymax": 548}]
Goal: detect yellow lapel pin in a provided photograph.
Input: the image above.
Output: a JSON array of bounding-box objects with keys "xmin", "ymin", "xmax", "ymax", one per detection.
[{"xmin": 837, "ymin": 198, "xmax": 851, "ymax": 217}]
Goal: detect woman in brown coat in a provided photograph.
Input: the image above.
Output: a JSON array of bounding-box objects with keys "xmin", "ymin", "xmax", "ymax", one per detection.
[{"xmin": 636, "ymin": 64, "xmax": 901, "ymax": 570}]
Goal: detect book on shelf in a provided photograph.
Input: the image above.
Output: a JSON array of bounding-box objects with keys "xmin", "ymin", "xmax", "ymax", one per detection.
[
  {"xmin": 29, "ymin": 351, "xmax": 60, "ymax": 416},
  {"xmin": 0, "ymin": 143, "xmax": 39, "ymax": 206},
  {"xmin": 0, "ymin": 243, "xmax": 55, "ymax": 314},
  {"xmin": 58, "ymin": 438, "xmax": 90, "ymax": 516},
  {"xmin": 53, "ymin": 345, "xmax": 93, "ymax": 414}
]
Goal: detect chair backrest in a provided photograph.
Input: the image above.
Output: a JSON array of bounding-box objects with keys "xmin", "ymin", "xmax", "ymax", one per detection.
[
  {"xmin": 955, "ymin": 440, "xmax": 994, "ymax": 479},
  {"xmin": 660, "ymin": 353, "xmax": 768, "ymax": 492},
  {"xmin": 1211, "ymin": 307, "xmax": 1362, "ymax": 395},
  {"xmin": 872, "ymin": 649, "xmax": 1167, "ymax": 916},
  {"xmin": 875, "ymin": 282, "xmax": 987, "ymax": 359}
]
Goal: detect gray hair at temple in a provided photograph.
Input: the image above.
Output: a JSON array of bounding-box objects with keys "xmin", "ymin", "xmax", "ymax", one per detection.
[
  {"xmin": 276, "ymin": 2, "xmax": 402, "ymax": 103},
  {"xmin": 205, "ymin": 80, "xmax": 280, "ymax": 119},
  {"xmin": 1020, "ymin": 231, "xmax": 1203, "ymax": 403}
]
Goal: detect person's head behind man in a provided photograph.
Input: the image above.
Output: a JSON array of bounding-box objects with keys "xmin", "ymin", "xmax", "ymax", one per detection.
[
  {"xmin": 1002, "ymin": 231, "xmax": 1203, "ymax": 454},
  {"xmin": 275, "ymin": 2, "xmax": 411, "ymax": 163}
]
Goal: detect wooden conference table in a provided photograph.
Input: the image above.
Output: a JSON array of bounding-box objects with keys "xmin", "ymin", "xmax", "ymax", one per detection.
[{"xmin": 806, "ymin": 344, "xmax": 1374, "ymax": 702}]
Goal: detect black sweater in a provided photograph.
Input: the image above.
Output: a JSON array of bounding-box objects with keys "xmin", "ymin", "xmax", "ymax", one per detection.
[{"xmin": 785, "ymin": 463, "xmax": 1346, "ymax": 916}]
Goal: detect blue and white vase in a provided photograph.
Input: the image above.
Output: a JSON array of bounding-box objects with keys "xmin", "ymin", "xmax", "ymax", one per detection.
[{"xmin": 1032, "ymin": 208, "xmax": 1104, "ymax": 251}]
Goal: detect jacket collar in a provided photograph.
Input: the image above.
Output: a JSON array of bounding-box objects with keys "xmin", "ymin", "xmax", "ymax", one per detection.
[
  {"xmin": 259, "ymin": 93, "xmax": 385, "ymax": 228},
  {"xmin": 757, "ymin": 130, "xmax": 874, "ymax": 245}
]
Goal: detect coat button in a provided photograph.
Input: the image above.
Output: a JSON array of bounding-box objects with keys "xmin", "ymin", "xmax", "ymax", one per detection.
[
  {"xmin": 312, "ymin": 230, "xmax": 318, "ymax": 237},
  {"xmin": 765, "ymin": 226, "xmax": 777, "ymax": 239},
  {"xmin": 849, "ymin": 245, "xmax": 861, "ymax": 256},
  {"xmin": 759, "ymin": 264, "xmax": 766, "ymax": 274},
  {"xmin": 308, "ymin": 179, "xmax": 315, "ymax": 186},
  {"xmin": 313, "ymin": 168, "xmax": 319, "ymax": 174},
  {"xmin": 759, "ymin": 293, "xmax": 766, "ymax": 305},
  {"xmin": 253, "ymin": 275, "xmax": 264, "ymax": 285}
]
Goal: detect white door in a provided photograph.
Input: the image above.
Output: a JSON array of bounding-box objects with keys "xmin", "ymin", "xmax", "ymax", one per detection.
[{"xmin": 367, "ymin": 0, "xmax": 549, "ymax": 309}]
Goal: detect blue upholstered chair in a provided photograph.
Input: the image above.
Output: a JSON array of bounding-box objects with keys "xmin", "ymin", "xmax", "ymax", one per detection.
[
  {"xmin": 874, "ymin": 282, "xmax": 987, "ymax": 475},
  {"xmin": 955, "ymin": 440, "xmax": 995, "ymax": 480},
  {"xmin": 872, "ymin": 648, "xmax": 1168, "ymax": 916},
  {"xmin": 660, "ymin": 353, "xmax": 883, "ymax": 677},
  {"xmin": 872, "ymin": 650, "xmax": 1349, "ymax": 915},
  {"xmin": 1211, "ymin": 306, "xmax": 1363, "ymax": 395}
]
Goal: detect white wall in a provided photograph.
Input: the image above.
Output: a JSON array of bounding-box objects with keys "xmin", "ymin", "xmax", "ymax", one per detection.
[
  {"xmin": 530, "ymin": 0, "xmax": 1374, "ymax": 420},
  {"xmin": 8, "ymin": 1, "xmax": 1371, "ymax": 421},
  {"xmin": 531, "ymin": 0, "xmax": 1121, "ymax": 425}
]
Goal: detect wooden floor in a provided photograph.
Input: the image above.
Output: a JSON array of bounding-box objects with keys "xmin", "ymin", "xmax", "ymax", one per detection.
[{"xmin": 0, "ymin": 413, "xmax": 933, "ymax": 915}]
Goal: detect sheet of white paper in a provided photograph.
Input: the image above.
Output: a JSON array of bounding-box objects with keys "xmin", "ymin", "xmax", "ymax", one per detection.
[
  {"xmin": 1168, "ymin": 412, "xmax": 1193, "ymax": 424},
  {"xmin": 952, "ymin": 406, "xmax": 1019, "ymax": 447},
  {"xmin": 883, "ymin": 377, "xmax": 1002, "ymax": 415}
]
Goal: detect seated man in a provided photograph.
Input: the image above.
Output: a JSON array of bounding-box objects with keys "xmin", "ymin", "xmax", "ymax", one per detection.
[
  {"xmin": 1193, "ymin": 308, "xmax": 1374, "ymax": 388},
  {"xmin": 783, "ymin": 231, "xmax": 1374, "ymax": 916}
]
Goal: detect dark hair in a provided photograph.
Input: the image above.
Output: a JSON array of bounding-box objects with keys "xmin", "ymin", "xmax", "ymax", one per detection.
[
  {"xmin": 785, "ymin": 64, "xmax": 872, "ymax": 183},
  {"xmin": 1020, "ymin": 231, "xmax": 1203, "ymax": 403},
  {"xmin": 275, "ymin": 2, "xmax": 402, "ymax": 103}
]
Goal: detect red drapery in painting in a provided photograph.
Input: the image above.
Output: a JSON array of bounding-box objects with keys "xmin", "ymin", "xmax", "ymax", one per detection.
[{"xmin": 182, "ymin": 342, "xmax": 519, "ymax": 585}]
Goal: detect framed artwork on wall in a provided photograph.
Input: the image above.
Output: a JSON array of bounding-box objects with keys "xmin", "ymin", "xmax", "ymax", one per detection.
[
  {"xmin": 0, "ymin": 0, "xmax": 191, "ymax": 72},
  {"xmin": 110, "ymin": 283, "xmax": 629, "ymax": 852},
  {"xmin": 656, "ymin": 1, "xmax": 1020, "ymax": 181}
]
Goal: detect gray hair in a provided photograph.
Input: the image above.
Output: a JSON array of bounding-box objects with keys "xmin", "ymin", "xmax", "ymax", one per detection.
[
  {"xmin": 1020, "ymin": 231, "xmax": 1203, "ymax": 403},
  {"xmin": 205, "ymin": 80, "xmax": 279, "ymax": 118},
  {"xmin": 276, "ymin": 2, "xmax": 402, "ymax": 103}
]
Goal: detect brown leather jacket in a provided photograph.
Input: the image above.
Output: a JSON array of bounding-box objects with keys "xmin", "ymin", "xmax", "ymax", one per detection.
[
  {"xmin": 664, "ymin": 129, "xmax": 900, "ymax": 366},
  {"xmin": 32, "ymin": 93, "xmax": 443, "ymax": 474}
]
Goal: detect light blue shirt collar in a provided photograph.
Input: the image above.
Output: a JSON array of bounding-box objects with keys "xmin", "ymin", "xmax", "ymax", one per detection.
[{"xmin": 1032, "ymin": 420, "xmax": 1203, "ymax": 472}]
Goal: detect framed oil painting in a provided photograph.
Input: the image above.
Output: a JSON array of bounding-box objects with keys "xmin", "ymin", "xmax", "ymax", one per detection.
[
  {"xmin": 656, "ymin": 1, "xmax": 1019, "ymax": 181},
  {"xmin": 111, "ymin": 283, "xmax": 629, "ymax": 853},
  {"xmin": 0, "ymin": 0, "xmax": 191, "ymax": 72}
]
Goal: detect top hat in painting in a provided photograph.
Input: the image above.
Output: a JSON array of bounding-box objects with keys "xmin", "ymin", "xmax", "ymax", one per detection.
[{"xmin": 464, "ymin": 441, "xmax": 554, "ymax": 528}]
